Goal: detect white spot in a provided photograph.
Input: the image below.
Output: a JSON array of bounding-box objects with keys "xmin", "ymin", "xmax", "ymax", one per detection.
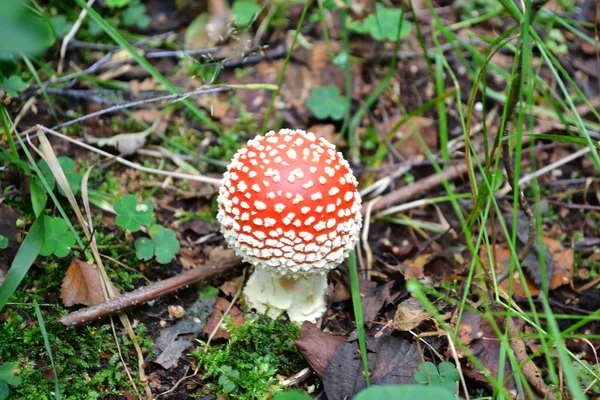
[
  {"xmin": 274, "ymin": 203, "xmax": 285, "ymax": 213},
  {"xmin": 301, "ymin": 206, "xmax": 311, "ymax": 214},
  {"xmin": 311, "ymin": 192, "xmax": 323, "ymax": 201},
  {"xmin": 286, "ymin": 148, "xmax": 297, "ymax": 159},
  {"xmin": 293, "ymin": 194, "xmax": 303, "ymax": 204},
  {"xmin": 319, "ymin": 176, "xmax": 327, "ymax": 184},
  {"xmin": 302, "ymin": 180, "xmax": 315, "ymax": 189},
  {"xmin": 249, "ymin": 171, "xmax": 257, "ymax": 178},
  {"xmin": 237, "ymin": 181, "xmax": 247, "ymax": 192},
  {"xmin": 305, "ymin": 216, "xmax": 315, "ymax": 226},
  {"xmin": 344, "ymin": 191, "xmax": 354, "ymax": 201},
  {"xmin": 254, "ymin": 218, "xmax": 263, "ymax": 225},
  {"xmin": 255, "ymin": 201, "xmax": 267, "ymax": 210},
  {"xmin": 252, "ymin": 184, "xmax": 261, "ymax": 192},
  {"xmin": 328, "ymin": 187, "xmax": 340, "ymax": 196},
  {"xmin": 327, "ymin": 218, "xmax": 337, "ymax": 228},
  {"xmin": 327, "ymin": 204, "xmax": 336, "ymax": 213}
]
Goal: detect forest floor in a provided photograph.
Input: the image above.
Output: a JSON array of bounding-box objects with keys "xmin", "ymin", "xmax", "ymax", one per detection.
[{"xmin": 1, "ymin": 0, "xmax": 600, "ymax": 399}]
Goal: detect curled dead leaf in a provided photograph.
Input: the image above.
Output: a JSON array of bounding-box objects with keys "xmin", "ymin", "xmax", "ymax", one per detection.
[
  {"xmin": 61, "ymin": 259, "xmax": 120, "ymax": 307},
  {"xmin": 393, "ymin": 296, "xmax": 430, "ymax": 331}
]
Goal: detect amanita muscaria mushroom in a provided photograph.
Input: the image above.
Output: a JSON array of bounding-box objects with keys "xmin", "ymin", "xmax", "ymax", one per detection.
[{"xmin": 217, "ymin": 129, "xmax": 362, "ymax": 322}]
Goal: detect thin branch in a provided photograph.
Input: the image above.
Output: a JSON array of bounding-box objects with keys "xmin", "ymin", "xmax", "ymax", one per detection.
[
  {"xmin": 60, "ymin": 252, "xmax": 242, "ymax": 327},
  {"xmin": 51, "ymin": 86, "xmax": 230, "ymax": 130},
  {"xmin": 58, "ymin": 0, "xmax": 96, "ymax": 74}
]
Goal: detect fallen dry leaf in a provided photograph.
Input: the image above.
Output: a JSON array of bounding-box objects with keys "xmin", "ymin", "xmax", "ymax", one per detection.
[
  {"xmin": 323, "ymin": 335, "xmax": 421, "ymax": 400},
  {"xmin": 296, "ymin": 321, "xmax": 346, "ymax": 376},
  {"xmin": 480, "ymin": 236, "xmax": 573, "ymax": 297},
  {"xmin": 61, "ymin": 259, "xmax": 119, "ymax": 307},
  {"xmin": 202, "ymin": 297, "xmax": 245, "ymax": 340},
  {"xmin": 453, "ymin": 309, "xmax": 552, "ymax": 398},
  {"xmin": 218, "ymin": 275, "xmax": 244, "ymax": 297},
  {"xmin": 393, "ymin": 296, "xmax": 430, "ymax": 331}
]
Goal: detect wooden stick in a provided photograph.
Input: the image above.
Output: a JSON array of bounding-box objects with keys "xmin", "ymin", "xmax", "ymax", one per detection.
[
  {"xmin": 60, "ymin": 253, "xmax": 242, "ymax": 327},
  {"xmin": 363, "ymin": 163, "xmax": 469, "ymax": 215}
]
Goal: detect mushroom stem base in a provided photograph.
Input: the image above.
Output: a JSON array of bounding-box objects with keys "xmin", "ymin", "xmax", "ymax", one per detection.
[{"xmin": 243, "ymin": 268, "xmax": 327, "ymax": 322}]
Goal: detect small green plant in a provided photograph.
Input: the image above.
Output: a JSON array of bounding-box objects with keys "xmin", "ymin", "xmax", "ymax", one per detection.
[
  {"xmin": 346, "ymin": 3, "xmax": 412, "ymax": 41},
  {"xmin": 0, "ymin": 363, "xmax": 21, "ymax": 400},
  {"xmin": 115, "ymin": 194, "xmax": 180, "ymax": 263},
  {"xmin": 414, "ymin": 361, "xmax": 459, "ymax": 394},
  {"xmin": 0, "ymin": 75, "xmax": 27, "ymax": 97},
  {"xmin": 232, "ymin": 0, "xmax": 260, "ymax": 27},
  {"xmin": 306, "ymin": 86, "xmax": 349, "ymax": 120},
  {"xmin": 0, "ymin": 0, "xmax": 56, "ymax": 58},
  {"xmin": 0, "ymin": 235, "xmax": 8, "ymax": 249},
  {"xmin": 39, "ymin": 215, "xmax": 76, "ymax": 258},
  {"xmin": 114, "ymin": 194, "xmax": 154, "ymax": 232},
  {"xmin": 192, "ymin": 315, "xmax": 304, "ymax": 400},
  {"xmin": 134, "ymin": 224, "xmax": 180, "ymax": 264},
  {"xmin": 37, "ymin": 157, "xmax": 82, "ymax": 197}
]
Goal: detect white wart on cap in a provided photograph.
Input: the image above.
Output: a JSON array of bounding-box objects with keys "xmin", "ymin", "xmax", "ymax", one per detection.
[{"xmin": 217, "ymin": 129, "xmax": 362, "ymax": 278}]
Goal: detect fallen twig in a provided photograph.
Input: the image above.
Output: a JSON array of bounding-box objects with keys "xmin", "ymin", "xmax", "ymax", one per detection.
[
  {"xmin": 362, "ymin": 162, "xmax": 470, "ymax": 215},
  {"xmin": 60, "ymin": 251, "xmax": 242, "ymax": 327}
]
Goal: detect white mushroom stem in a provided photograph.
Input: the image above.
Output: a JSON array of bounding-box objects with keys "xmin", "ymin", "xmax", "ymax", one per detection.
[{"xmin": 243, "ymin": 267, "xmax": 328, "ymax": 323}]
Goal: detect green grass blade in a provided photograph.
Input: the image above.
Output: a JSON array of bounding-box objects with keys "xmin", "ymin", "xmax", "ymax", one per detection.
[
  {"xmin": 34, "ymin": 301, "xmax": 61, "ymax": 399},
  {"xmin": 0, "ymin": 217, "xmax": 45, "ymax": 311},
  {"xmin": 348, "ymin": 250, "xmax": 370, "ymax": 386}
]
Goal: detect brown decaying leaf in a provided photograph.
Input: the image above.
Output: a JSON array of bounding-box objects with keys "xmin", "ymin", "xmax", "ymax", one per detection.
[
  {"xmin": 296, "ymin": 321, "xmax": 347, "ymax": 377},
  {"xmin": 393, "ymin": 296, "xmax": 430, "ymax": 331},
  {"xmin": 323, "ymin": 335, "xmax": 421, "ymax": 400},
  {"xmin": 201, "ymin": 297, "xmax": 245, "ymax": 340},
  {"xmin": 61, "ymin": 259, "xmax": 120, "ymax": 307},
  {"xmin": 218, "ymin": 275, "xmax": 244, "ymax": 298},
  {"xmin": 480, "ymin": 237, "xmax": 573, "ymax": 297},
  {"xmin": 453, "ymin": 309, "xmax": 552, "ymax": 399}
]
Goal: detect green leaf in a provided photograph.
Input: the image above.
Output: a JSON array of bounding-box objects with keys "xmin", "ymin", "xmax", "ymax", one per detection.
[
  {"xmin": 50, "ymin": 14, "xmax": 73, "ymax": 36},
  {"xmin": 353, "ymin": 384, "xmax": 456, "ymax": 399},
  {"xmin": 0, "ymin": 235, "xmax": 7, "ymax": 250},
  {"xmin": 232, "ymin": 0, "xmax": 260, "ymax": 27},
  {"xmin": 114, "ymin": 194, "xmax": 154, "ymax": 232},
  {"xmin": 0, "ymin": 363, "xmax": 22, "ymax": 387},
  {"xmin": 438, "ymin": 361, "xmax": 460, "ymax": 382},
  {"xmin": 39, "ymin": 216, "xmax": 75, "ymax": 258},
  {"xmin": 134, "ymin": 237, "xmax": 154, "ymax": 261},
  {"xmin": 306, "ymin": 85, "xmax": 349, "ymax": 121},
  {"xmin": 415, "ymin": 361, "xmax": 440, "ymax": 384},
  {"xmin": 0, "ymin": 381, "xmax": 7, "ymax": 400},
  {"xmin": 0, "ymin": 0, "xmax": 55, "ymax": 58},
  {"xmin": 122, "ymin": 4, "xmax": 150, "ymax": 29},
  {"xmin": 106, "ymin": 0, "xmax": 130, "ymax": 8},
  {"xmin": 273, "ymin": 391, "xmax": 312, "ymax": 400},
  {"xmin": 0, "ymin": 75, "xmax": 27, "ymax": 97},
  {"xmin": 218, "ymin": 374, "xmax": 236, "ymax": 393},
  {"xmin": 29, "ymin": 179, "xmax": 47, "ymax": 217},
  {"xmin": 0, "ymin": 217, "xmax": 45, "ymax": 311},
  {"xmin": 198, "ymin": 284, "xmax": 219, "ymax": 299},
  {"xmin": 347, "ymin": 3, "xmax": 412, "ymax": 41},
  {"xmin": 37, "ymin": 156, "xmax": 81, "ymax": 197},
  {"xmin": 152, "ymin": 227, "xmax": 180, "ymax": 264}
]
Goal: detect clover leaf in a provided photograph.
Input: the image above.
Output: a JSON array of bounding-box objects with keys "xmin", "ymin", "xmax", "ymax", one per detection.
[
  {"xmin": 39, "ymin": 216, "xmax": 76, "ymax": 258},
  {"xmin": 0, "ymin": 362, "xmax": 21, "ymax": 400},
  {"xmin": 233, "ymin": 0, "xmax": 260, "ymax": 27},
  {"xmin": 50, "ymin": 15, "xmax": 73, "ymax": 37},
  {"xmin": 414, "ymin": 361, "xmax": 458, "ymax": 394},
  {"xmin": 37, "ymin": 156, "xmax": 82, "ymax": 197},
  {"xmin": 306, "ymin": 86, "xmax": 349, "ymax": 120},
  {"xmin": 114, "ymin": 194, "xmax": 154, "ymax": 232},
  {"xmin": 0, "ymin": 75, "xmax": 26, "ymax": 97},
  {"xmin": 134, "ymin": 226, "xmax": 180, "ymax": 264},
  {"xmin": 122, "ymin": 3, "xmax": 151, "ymax": 29},
  {"xmin": 134, "ymin": 237, "xmax": 154, "ymax": 261},
  {"xmin": 347, "ymin": 3, "xmax": 412, "ymax": 41},
  {"xmin": 153, "ymin": 226, "xmax": 180, "ymax": 264},
  {"xmin": 0, "ymin": 235, "xmax": 7, "ymax": 249}
]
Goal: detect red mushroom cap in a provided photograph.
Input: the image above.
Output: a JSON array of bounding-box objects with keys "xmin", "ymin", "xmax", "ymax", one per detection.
[{"xmin": 217, "ymin": 129, "xmax": 362, "ymax": 276}]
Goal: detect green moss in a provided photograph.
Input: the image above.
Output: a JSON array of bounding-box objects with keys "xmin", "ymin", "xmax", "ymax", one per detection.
[
  {"xmin": 0, "ymin": 307, "xmax": 149, "ymax": 399},
  {"xmin": 192, "ymin": 315, "xmax": 304, "ymax": 400}
]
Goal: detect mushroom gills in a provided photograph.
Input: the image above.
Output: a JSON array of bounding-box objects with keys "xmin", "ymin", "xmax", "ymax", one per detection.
[{"xmin": 243, "ymin": 267, "xmax": 327, "ymax": 323}]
